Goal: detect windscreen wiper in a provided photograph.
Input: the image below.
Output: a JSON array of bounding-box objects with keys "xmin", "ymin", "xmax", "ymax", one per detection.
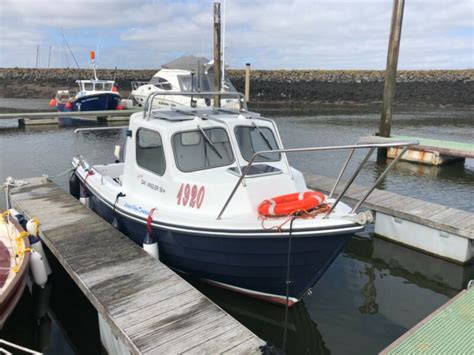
[
  {"xmin": 198, "ymin": 126, "xmax": 223, "ymax": 159},
  {"xmin": 252, "ymin": 122, "xmax": 273, "ymax": 149}
]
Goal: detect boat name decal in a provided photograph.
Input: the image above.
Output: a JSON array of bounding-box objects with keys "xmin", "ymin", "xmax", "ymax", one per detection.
[
  {"xmin": 124, "ymin": 202, "xmax": 149, "ymax": 216},
  {"xmin": 177, "ymin": 183, "xmax": 205, "ymax": 209},
  {"xmin": 140, "ymin": 178, "xmax": 165, "ymax": 193}
]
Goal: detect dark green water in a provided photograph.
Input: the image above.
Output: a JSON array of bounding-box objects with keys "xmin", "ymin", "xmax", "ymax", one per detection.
[{"xmin": 0, "ymin": 102, "xmax": 473, "ymax": 354}]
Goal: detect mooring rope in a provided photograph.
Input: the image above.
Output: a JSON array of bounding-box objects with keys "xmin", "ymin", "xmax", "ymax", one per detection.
[
  {"xmin": 282, "ymin": 216, "xmax": 297, "ymax": 352},
  {"xmin": 42, "ymin": 166, "xmax": 76, "ymax": 180}
]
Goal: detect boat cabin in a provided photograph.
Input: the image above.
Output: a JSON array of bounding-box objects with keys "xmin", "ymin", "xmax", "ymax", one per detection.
[
  {"xmin": 114, "ymin": 106, "xmax": 306, "ymax": 220},
  {"xmin": 76, "ymin": 80, "xmax": 116, "ymax": 93},
  {"xmin": 146, "ymin": 69, "xmax": 236, "ymax": 93}
]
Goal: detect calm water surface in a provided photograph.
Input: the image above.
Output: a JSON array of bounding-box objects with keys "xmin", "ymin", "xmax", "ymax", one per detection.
[{"xmin": 0, "ymin": 103, "xmax": 473, "ymax": 354}]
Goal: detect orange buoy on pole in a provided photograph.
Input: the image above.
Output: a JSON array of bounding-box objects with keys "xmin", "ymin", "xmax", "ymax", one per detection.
[{"xmin": 89, "ymin": 51, "xmax": 95, "ymax": 60}]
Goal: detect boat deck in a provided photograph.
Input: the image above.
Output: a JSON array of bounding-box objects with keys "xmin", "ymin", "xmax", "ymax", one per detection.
[
  {"xmin": 380, "ymin": 285, "xmax": 474, "ymax": 354},
  {"xmin": 9, "ymin": 178, "xmax": 265, "ymax": 354}
]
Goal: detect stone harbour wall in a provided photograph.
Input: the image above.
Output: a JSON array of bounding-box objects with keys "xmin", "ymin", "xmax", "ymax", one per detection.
[{"xmin": 0, "ymin": 68, "xmax": 472, "ymax": 105}]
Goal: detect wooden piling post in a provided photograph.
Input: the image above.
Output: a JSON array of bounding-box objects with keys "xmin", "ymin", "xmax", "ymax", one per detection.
[
  {"xmin": 379, "ymin": 0, "xmax": 405, "ymax": 138},
  {"xmin": 244, "ymin": 63, "xmax": 251, "ymax": 102},
  {"xmin": 213, "ymin": 2, "xmax": 222, "ymax": 107}
]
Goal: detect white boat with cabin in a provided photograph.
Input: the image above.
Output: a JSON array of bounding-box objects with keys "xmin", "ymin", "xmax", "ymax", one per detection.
[
  {"xmin": 131, "ymin": 55, "xmax": 239, "ymax": 109},
  {"xmin": 70, "ymin": 91, "xmax": 416, "ymax": 305}
]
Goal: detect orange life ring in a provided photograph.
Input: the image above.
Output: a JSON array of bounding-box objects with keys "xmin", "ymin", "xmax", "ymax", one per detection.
[{"xmin": 258, "ymin": 191, "xmax": 325, "ymax": 217}]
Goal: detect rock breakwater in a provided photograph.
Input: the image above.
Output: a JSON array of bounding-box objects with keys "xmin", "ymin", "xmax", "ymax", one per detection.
[{"xmin": 0, "ymin": 68, "xmax": 472, "ymax": 105}]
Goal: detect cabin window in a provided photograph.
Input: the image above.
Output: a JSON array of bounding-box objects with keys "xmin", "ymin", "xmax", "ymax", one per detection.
[
  {"xmin": 83, "ymin": 82, "xmax": 94, "ymax": 91},
  {"xmin": 103, "ymin": 82, "xmax": 113, "ymax": 91},
  {"xmin": 136, "ymin": 129, "xmax": 166, "ymax": 176},
  {"xmin": 95, "ymin": 83, "xmax": 103, "ymax": 91},
  {"xmin": 149, "ymin": 77, "xmax": 172, "ymax": 90},
  {"xmin": 173, "ymin": 128, "xmax": 234, "ymax": 172},
  {"xmin": 235, "ymin": 126, "xmax": 281, "ymax": 162}
]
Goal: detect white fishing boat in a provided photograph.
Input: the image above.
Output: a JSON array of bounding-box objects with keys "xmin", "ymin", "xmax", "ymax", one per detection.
[
  {"xmin": 131, "ymin": 55, "xmax": 239, "ymax": 109},
  {"xmin": 70, "ymin": 91, "xmax": 416, "ymax": 306}
]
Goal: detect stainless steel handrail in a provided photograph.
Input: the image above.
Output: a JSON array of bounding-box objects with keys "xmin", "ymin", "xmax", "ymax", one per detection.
[
  {"xmin": 216, "ymin": 140, "xmax": 418, "ymax": 220},
  {"xmin": 143, "ymin": 91, "xmax": 247, "ymax": 118},
  {"xmin": 74, "ymin": 126, "xmax": 128, "ymax": 156}
]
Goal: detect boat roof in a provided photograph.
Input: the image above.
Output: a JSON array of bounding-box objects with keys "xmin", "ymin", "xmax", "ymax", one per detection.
[
  {"xmin": 131, "ymin": 107, "xmax": 266, "ymax": 131},
  {"xmin": 153, "ymin": 68, "xmax": 193, "ymax": 77},
  {"xmin": 161, "ymin": 55, "xmax": 209, "ymax": 72},
  {"xmin": 76, "ymin": 79, "xmax": 115, "ymax": 84}
]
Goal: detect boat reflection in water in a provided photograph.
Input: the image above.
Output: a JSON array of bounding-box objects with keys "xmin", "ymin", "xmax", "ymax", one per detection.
[
  {"xmin": 185, "ymin": 276, "xmax": 330, "ymax": 355},
  {"xmin": 190, "ymin": 231, "xmax": 473, "ymax": 355},
  {"xmin": 347, "ymin": 234, "xmax": 474, "ymax": 296}
]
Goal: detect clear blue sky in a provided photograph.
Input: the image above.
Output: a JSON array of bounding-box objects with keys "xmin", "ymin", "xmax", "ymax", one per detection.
[{"xmin": 0, "ymin": 0, "xmax": 472, "ymax": 69}]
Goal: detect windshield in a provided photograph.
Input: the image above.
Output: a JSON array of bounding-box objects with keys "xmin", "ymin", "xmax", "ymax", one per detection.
[
  {"xmin": 149, "ymin": 77, "xmax": 172, "ymax": 90},
  {"xmin": 178, "ymin": 74, "xmax": 212, "ymax": 92},
  {"xmin": 235, "ymin": 126, "xmax": 281, "ymax": 162},
  {"xmin": 206, "ymin": 75, "xmax": 237, "ymax": 92},
  {"xmin": 173, "ymin": 127, "xmax": 234, "ymax": 172}
]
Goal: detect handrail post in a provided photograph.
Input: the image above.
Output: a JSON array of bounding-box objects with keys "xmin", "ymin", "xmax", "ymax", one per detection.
[
  {"xmin": 329, "ymin": 148, "xmax": 355, "ymax": 198},
  {"xmin": 217, "ymin": 154, "xmax": 258, "ymax": 220},
  {"xmin": 323, "ymin": 147, "xmax": 375, "ymax": 218},
  {"xmin": 217, "ymin": 142, "xmax": 417, "ymax": 221},
  {"xmin": 351, "ymin": 145, "xmax": 409, "ymax": 212}
]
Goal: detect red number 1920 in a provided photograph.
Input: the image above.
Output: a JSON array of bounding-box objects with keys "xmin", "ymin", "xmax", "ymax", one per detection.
[{"xmin": 177, "ymin": 183, "xmax": 205, "ymax": 209}]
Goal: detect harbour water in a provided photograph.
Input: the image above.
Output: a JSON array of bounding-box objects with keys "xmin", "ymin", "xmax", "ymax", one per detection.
[{"xmin": 0, "ymin": 101, "xmax": 473, "ymax": 354}]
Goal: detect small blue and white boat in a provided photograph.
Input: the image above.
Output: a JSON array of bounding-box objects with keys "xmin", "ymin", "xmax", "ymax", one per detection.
[
  {"xmin": 69, "ymin": 91, "xmax": 416, "ymax": 306},
  {"xmin": 52, "ymin": 51, "xmax": 121, "ymax": 112}
]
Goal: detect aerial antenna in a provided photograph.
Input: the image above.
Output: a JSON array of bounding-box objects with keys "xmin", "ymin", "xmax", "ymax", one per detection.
[
  {"xmin": 221, "ymin": 0, "xmax": 226, "ymax": 89},
  {"xmin": 35, "ymin": 45, "xmax": 40, "ymax": 68},
  {"xmin": 48, "ymin": 46, "xmax": 52, "ymax": 68},
  {"xmin": 197, "ymin": 59, "xmax": 201, "ymax": 92},
  {"xmin": 96, "ymin": 39, "xmax": 100, "ymax": 67},
  {"xmin": 61, "ymin": 28, "xmax": 80, "ymax": 69}
]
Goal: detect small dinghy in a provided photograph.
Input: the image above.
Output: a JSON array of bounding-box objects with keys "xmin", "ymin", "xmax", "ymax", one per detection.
[
  {"xmin": 70, "ymin": 91, "xmax": 416, "ymax": 306},
  {"xmin": 0, "ymin": 211, "xmax": 30, "ymax": 328}
]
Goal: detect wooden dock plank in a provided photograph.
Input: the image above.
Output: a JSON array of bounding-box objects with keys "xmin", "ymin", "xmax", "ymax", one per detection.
[
  {"xmin": 304, "ymin": 172, "xmax": 474, "ymax": 239},
  {"xmin": 9, "ymin": 178, "xmax": 265, "ymax": 354}
]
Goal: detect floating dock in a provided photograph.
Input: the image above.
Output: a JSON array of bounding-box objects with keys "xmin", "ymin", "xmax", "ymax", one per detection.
[
  {"xmin": 380, "ymin": 284, "xmax": 474, "ymax": 354},
  {"xmin": 9, "ymin": 178, "xmax": 265, "ymax": 354},
  {"xmin": 364, "ymin": 135, "xmax": 474, "ymax": 165},
  {"xmin": 0, "ymin": 109, "xmax": 140, "ymax": 126},
  {"xmin": 304, "ymin": 173, "xmax": 474, "ymax": 264}
]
